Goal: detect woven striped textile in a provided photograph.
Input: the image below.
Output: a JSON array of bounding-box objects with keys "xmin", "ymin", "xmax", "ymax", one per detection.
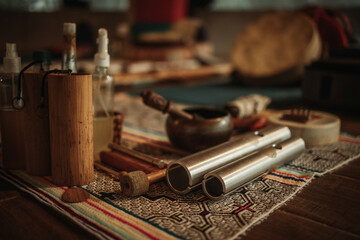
[
  {"xmin": 1, "ymin": 95, "xmax": 360, "ymax": 239},
  {"xmin": 1, "ymin": 129, "xmax": 359, "ymax": 240}
]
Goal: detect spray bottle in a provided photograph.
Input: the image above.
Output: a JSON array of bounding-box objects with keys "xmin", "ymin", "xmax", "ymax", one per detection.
[
  {"xmin": 0, "ymin": 43, "xmax": 21, "ymax": 111},
  {"xmin": 92, "ymin": 28, "xmax": 114, "ymax": 160},
  {"xmin": 0, "ymin": 43, "xmax": 26, "ymax": 169}
]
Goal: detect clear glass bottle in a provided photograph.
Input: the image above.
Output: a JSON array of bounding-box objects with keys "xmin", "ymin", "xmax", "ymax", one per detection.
[
  {"xmin": 61, "ymin": 22, "xmax": 77, "ymax": 73},
  {"xmin": 0, "ymin": 43, "xmax": 21, "ymax": 111},
  {"xmin": 92, "ymin": 28, "xmax": 114, "ymax": 160}
]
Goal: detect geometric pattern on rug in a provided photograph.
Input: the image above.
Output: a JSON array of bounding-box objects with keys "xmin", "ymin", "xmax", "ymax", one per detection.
[
  {"xmin": 83, "ymin": 132, "xmax": 360, "ymax": 240},
  {"xmin": 1, "ymin": 95, "xmax": 359, "ymax": 240},
  {"xmin": 2, "ymin": 136, "xmax": 359, "ymax": 239}
]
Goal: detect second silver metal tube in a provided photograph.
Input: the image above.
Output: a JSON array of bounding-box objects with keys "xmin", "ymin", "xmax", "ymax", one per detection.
[
  {"xmin": 166, "ymin": 125, "xmax": 291, "ymax": 194},
  {"xmin": 202, "ymin": 137, "xmax": 305, "ymax": 200}
]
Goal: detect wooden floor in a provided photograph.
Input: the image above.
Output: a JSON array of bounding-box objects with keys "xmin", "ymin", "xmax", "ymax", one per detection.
[
  {"xmin": 243, "ymin": 157, "xmax": 360, "ymax": 240},
  {"xmin": 0, "ymin": 158, "xmax": 359, "ymax": 240}
]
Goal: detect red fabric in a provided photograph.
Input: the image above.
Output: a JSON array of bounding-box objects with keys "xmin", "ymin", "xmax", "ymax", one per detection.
[
  {"xmin": 300, "ymin": 6, "xmax": 349, "ymax": 49},
  {"xmin": 133, "ymin": 0, "xmax": 188, "ymax": 23},
  {"xmin": 317, "ymin": 13, "xmax": 348, "ymax": 49},
  {"xmin": 329, "ymin": 9, "xmax": 353, "ymax": 37}
]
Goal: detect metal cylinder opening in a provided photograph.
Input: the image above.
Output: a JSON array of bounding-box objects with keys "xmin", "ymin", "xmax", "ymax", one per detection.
[
  {"xmin": 203, "ymin": 176, "xmax": 224, "ymax": 199},
  {"xmin": 254, "ymin": 130, "xmax": 264, "ymax": 137},
  {"xmin": 166, "ymin": 163, "xmax": 189, "ymax": 192},
  {"xmin": 272, "ymin": 143, "xmax": 282, "ymax": 149}
]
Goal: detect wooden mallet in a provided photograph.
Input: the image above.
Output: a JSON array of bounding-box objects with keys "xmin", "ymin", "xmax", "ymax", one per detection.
[
  {"xmin": 100, "ymin": 151, "xmax": 167, "ymax": 196},
  {"xmin": 120, "ymin": 169, "xmax": 167, "ymax": 197},
  {"xmin": 141, "ymin": 90, "xmax": 194, "ymax": 120}
]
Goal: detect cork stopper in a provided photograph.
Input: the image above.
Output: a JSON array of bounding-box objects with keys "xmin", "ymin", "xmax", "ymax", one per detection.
[
  {"xmin": 120, "ymin": 171, "xmax": 149, "ymax": 196},
  {"xmin": 63, "ymin": 22, "xmax": 76, "ymax": 35}
]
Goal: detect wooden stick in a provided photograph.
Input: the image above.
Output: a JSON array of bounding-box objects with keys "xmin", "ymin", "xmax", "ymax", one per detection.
[
  {"xmin": 100, "ymin": 151, "xmax": 159, "ymax": 174},
  {"xmin": 94, "ymin": 162, "xmax": 127, "ymax": 179},
  {"xmin": 108, "ymin": 143, "xmax": 165, "ymax": 168}
]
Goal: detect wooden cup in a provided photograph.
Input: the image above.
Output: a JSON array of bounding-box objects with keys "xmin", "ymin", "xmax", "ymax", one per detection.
[
  {"xmin": 48, "ymin": 73, "xmax": 93, "ymax": 186},
  {"xmin": 22, "ymin": 72, "xmax": 51, "ymax": 175},
  {"xmin": 0, "ymin": 110, "xmax": 26, "ymax": 169}
]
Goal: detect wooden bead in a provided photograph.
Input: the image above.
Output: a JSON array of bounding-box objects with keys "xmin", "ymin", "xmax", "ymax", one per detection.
[
  {"xmin": 61, "ymin": 187, "xmax": 90, "ymax": 203},
  {"xmin": 112, "ymin": 112, "xmax": 123, "ymax": 145}
]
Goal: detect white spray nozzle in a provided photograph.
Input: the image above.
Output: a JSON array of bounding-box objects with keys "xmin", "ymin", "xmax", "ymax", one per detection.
[
  {"xmin": 3, "ymin": 43, "xmax": 21, "ymax": 73},
  {"xmin": 98, "ymin": 28, "xmax": 107, "ymax": 38},
  {"xmin": 97, "ymin": 28, "xmax": 108, "ymax": 54},
  {"xmin": 94, "ymin": 28, "xmax": 110, "ymax": 67},
  {"xmin": 63, "ymin": 22, "xmax": 76, "ymax": 35},
  {"xmin": 6, "ymin": 43, "xmax": 18, "ymax": 58}
]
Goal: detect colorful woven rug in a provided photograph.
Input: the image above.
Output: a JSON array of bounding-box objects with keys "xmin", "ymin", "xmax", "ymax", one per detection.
[{"xmin": 1, "ymin": 94, "xmax": 360, "ymax": 240}]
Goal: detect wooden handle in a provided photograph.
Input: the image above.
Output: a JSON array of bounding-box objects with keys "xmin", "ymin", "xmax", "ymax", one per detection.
[
  {"xmin": 100, "ymin": 151, "xmax": 159, "ymax": 174},
  {"xmin": 141, "ymin": 90, "xmax": 193, "ymax": 120},
  {"xmin": 147, "ymin": 169, "xmax": 167, "ymax": 184}
]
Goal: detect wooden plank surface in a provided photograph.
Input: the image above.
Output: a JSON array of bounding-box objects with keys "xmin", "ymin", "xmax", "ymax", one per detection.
[
  {"xmin": 242, "ymin": 209, "xmax": 360, "ymax": 240},
  {"xmin": 0, "ymin": 180, "xmax": 94, "ymax": 240},
  {"xmin": 242, "ymin": 157, "xmax": 360, "ymax": 240},
  {"xmin": 0, "ymin": 157, "xmax": 359, "ymax": 239},
  {"xmin": 114, "ymin": 63, "xmax": 232, "ymax": 86}
]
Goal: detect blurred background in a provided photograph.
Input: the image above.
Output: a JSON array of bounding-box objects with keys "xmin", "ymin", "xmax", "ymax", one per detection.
[
  {"xmin": 0, "ymin": 0, "xmax": 359, "ymax": 111},
  {"xmin": 1, "ymin": 0, "xmax": 359, "ymax": 59}
]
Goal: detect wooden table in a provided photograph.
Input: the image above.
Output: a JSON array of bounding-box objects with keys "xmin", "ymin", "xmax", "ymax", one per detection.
[{"xmin": 0, "ymin": 113, "xmax": 359, "ymax": 240}]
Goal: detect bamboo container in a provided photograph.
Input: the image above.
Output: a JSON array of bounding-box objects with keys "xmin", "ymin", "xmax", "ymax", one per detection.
[
  {"xmin": 22, "ymin": 72, "xmax": 51, "ymax": 175},
  {"xmin": 48, "ymin": 73, "xmax": 93, "ymax": 186},
  {"xmin": 0, "ymin": 111, "xmax": 26, "ymax": 169}
]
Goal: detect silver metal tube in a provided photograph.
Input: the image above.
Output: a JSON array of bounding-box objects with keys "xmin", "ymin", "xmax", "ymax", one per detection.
[
  {"xmin": 202, "ymin": 137, "xmax": 305, "ymax": 200},
  {"xmin": 166, "ymin": 125, "xmax": 291, "ymax": 194}
]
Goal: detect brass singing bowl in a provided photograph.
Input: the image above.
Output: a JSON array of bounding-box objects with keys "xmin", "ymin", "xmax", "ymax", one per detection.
[{"xmin": 166, "ymin": 107, "xmax": 233, "ymax": 152}]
